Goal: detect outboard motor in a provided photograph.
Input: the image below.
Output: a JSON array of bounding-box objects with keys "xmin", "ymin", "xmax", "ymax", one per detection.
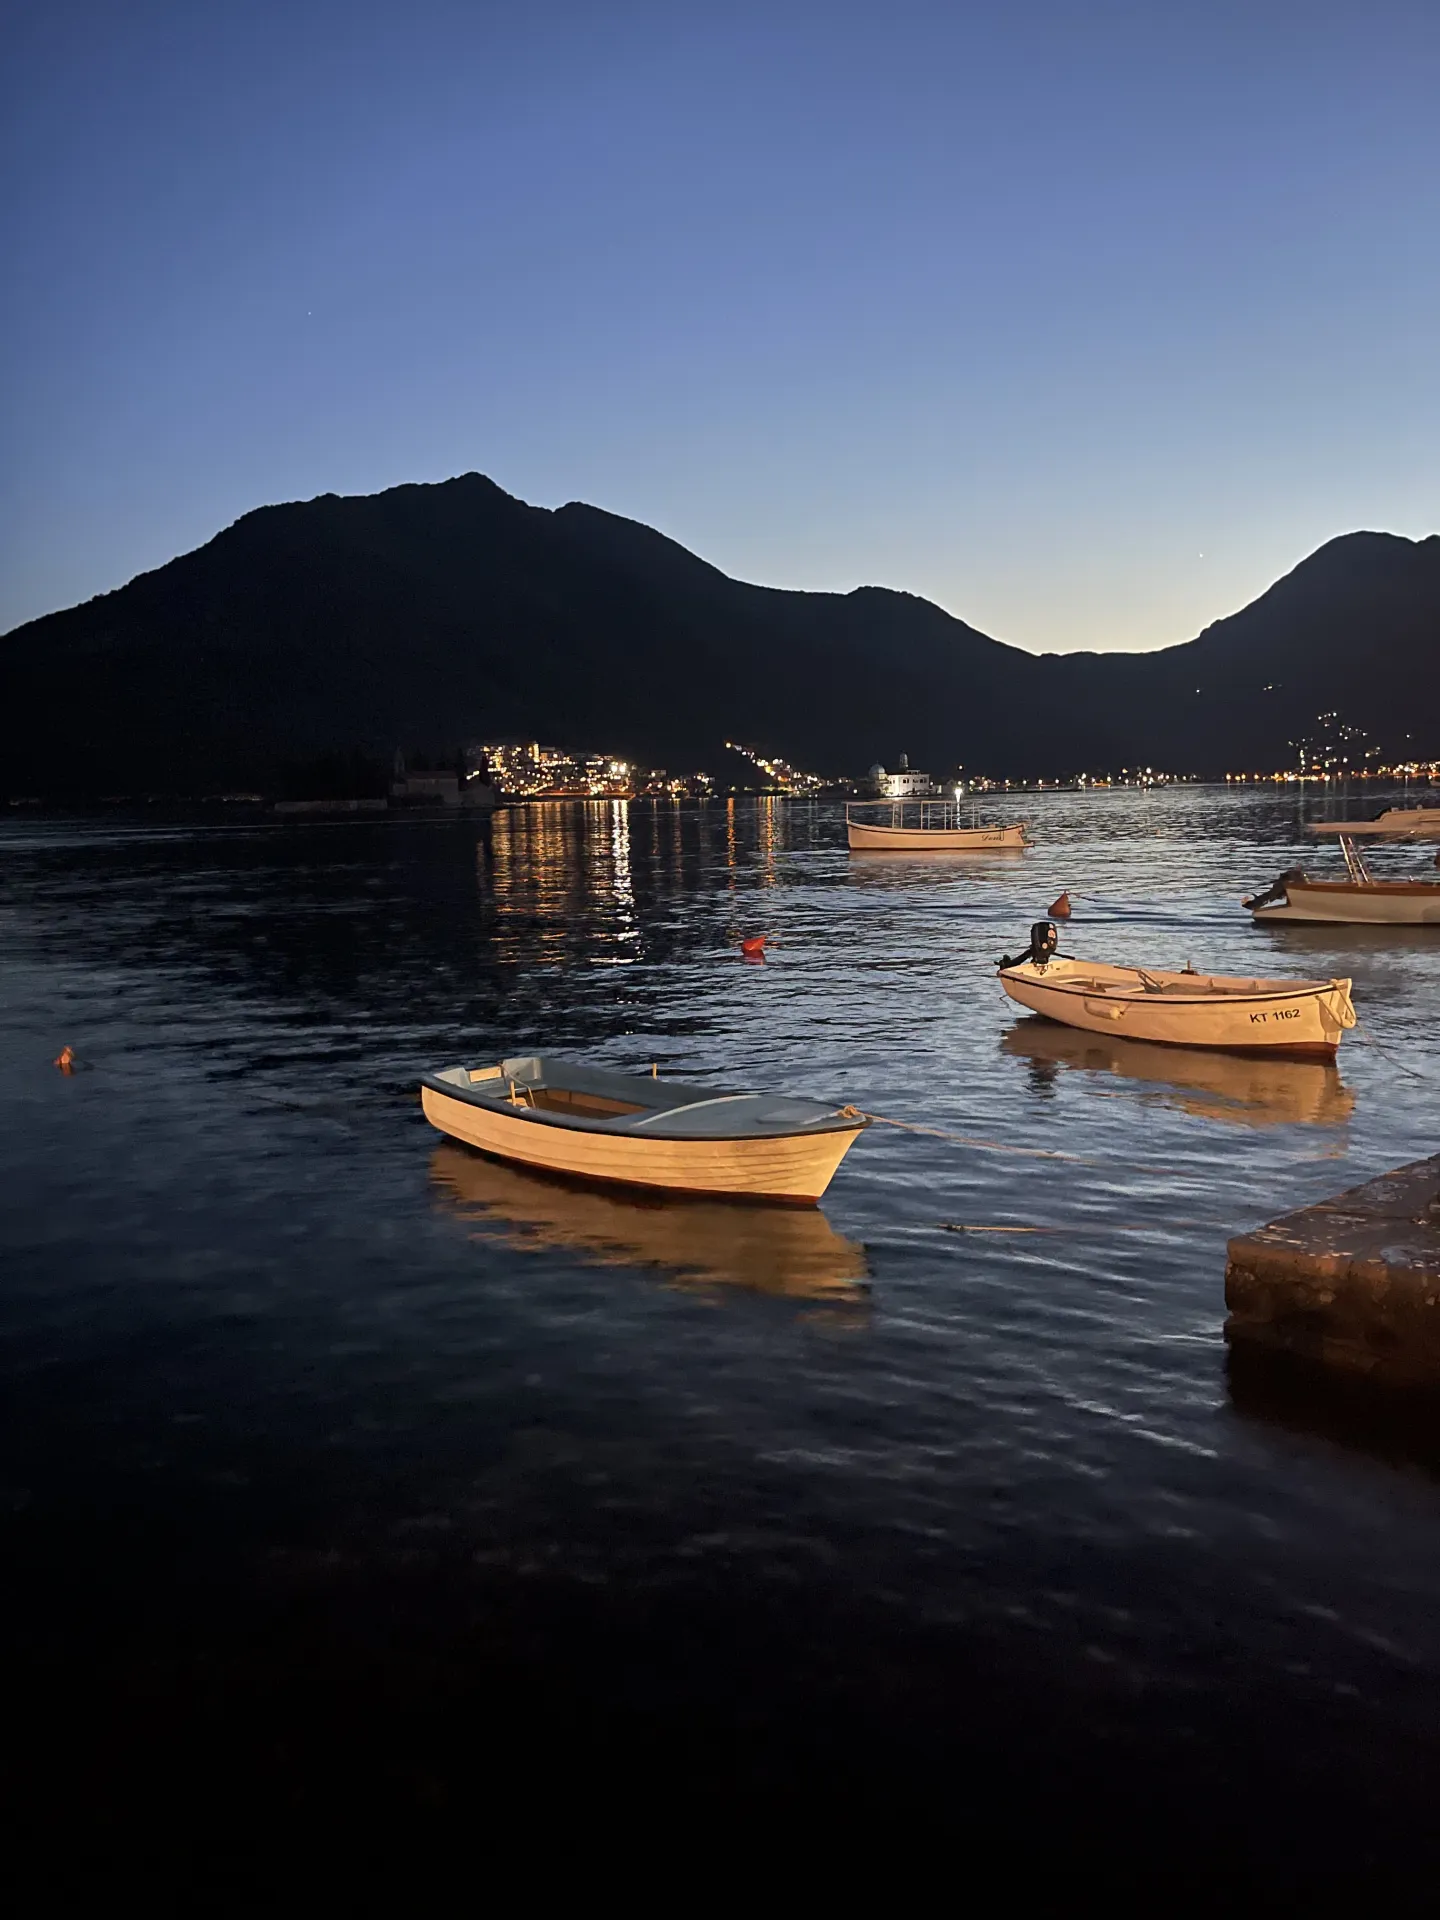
[
  {"xmin": 998, "ymin": 919, "xmax": 1059, "ymax": 970},
  {"xmin": 1242, "ymin": 866, "xmax": 1305, "ymax": 912}
]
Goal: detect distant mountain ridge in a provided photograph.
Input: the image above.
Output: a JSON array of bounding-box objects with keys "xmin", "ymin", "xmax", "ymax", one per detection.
[{"xmin": 2, "ymin": 473, "xmax": 1436, "ymax": 795}]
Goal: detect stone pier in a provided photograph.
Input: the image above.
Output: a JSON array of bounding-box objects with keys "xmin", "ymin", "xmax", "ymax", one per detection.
[{"xmin": 1225, "ymin": 1154, "xmax": 1440, "ymax": 1383}]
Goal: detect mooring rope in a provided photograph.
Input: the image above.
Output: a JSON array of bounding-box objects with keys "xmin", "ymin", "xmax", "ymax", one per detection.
[
  {"xmin": 937, "ymin": 1218, "xmax": 1228, "ymax": 1235},
  {"xmin": 840, "ymin": 1106, "xmax": 1195, "ymax": 1176},
  {"xmin": 1349, "ymin": 1027, "xmax": 1435, "ymax": 1081}
]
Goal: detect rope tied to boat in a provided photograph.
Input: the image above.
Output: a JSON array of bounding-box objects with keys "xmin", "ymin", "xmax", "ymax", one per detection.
[
  {"xmin": 939, "ymin": 1218, "xmax": 1228, "ymax": 1235},
  {"xmin": 1349, "ymin": 1027, "xmax": 1435, "ymax": 1080},
  {"xmin": 837, "ymin": 1105, "xmax": 1194, "ymax": 1175}
]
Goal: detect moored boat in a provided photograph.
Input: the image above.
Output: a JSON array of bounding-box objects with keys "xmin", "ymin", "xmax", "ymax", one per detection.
[
  {"xmin": 1245, "ymin": 819, "xmax": 1440, "ymax": 925},
  {"xmin": 1312, "ymin": 806, "xmax": 1440, "ymax": 837},
  {"xmin": 996, "ymin": 922, "xmax": 1355, "ymax": 1055},
  {"xmin": 847, "ymin": 801, "xmax": 1028, "ymax": 851},
  {"xmin": 420, "ymin": 1056, "xmax": 869, "ymax": 1204}
]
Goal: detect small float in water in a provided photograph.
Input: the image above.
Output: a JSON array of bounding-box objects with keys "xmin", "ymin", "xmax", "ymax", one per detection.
[
  {"xmin": 846, "ymin": 801, "xmax": 1028, "ymax": 852},
  {"xmin": 420, "ymin": 1056, "xmax": 869, "ymax": 1204},
  {"xmin": 996, "ymin": 921, "xmax": 1355, "ymax": 1056}
]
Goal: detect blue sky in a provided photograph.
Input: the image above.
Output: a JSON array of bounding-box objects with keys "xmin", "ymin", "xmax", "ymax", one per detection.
[{"xmin": 2, "ymin": 0, "xmax": 1436, "ymax": 649}]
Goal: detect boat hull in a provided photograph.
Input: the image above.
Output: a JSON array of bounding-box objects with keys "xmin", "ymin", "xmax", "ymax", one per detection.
[
  {"xmin": 999, "ymin": 962, "xmax": 1354, "ymax": 1055},
  {"xmin": 421, "ymin": 1084, "xmax": 865, "ymax": 1204},
  {"xmin": 847, "ymin": 820, "xmax": 1027, "ymax": 851},
  {"xmin": 1252, "ymin": 882, "xmax": 1440, "ymax": 925}
]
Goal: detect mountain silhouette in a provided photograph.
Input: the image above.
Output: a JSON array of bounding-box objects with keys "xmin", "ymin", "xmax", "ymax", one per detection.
[{"xmin": 1, "ymin": 474, "xmax": 1435, "ymax": 795}]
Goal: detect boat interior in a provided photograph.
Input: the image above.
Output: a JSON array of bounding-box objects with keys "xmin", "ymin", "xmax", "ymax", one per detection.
[
  {"xmin": 426, "ymin": 1057, "xmax": 861, "ymax": 1138},
  {"xmin": 1010, "ymin": 959, "xmax": 1333, "ymax": 998}
]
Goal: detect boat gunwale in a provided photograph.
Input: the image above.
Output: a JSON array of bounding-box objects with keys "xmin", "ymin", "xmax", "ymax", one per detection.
[
  {"xmin": 996, "ymin": 964, "xmax": 1345, "ymax": 1006},
  {"xmin": 1269, "ymin": 879, "xmax": 1440, "ymax": 896},
  {"xmin": 419, "ymin": 1073, "xmax": 870, "ymax": 1143}
]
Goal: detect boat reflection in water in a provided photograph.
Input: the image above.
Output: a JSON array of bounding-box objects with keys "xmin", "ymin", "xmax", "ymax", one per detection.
[
  {"xmin": 1001, "ymin": 1017, "xmax": 1355, "ymax": 1128},
  {"xmin": 430, "ymin": 1143, "xmax": 870, "ymax": 1303},
  {"xmin": 845, "ymin": 847, "xmax": 1026, "ymax": 882}
]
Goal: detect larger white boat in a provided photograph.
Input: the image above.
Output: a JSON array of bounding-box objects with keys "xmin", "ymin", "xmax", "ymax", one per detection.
[
  {"xmin": 1244, "ymin": 813, "xmax": 1440, "ymax": 925},
  {"xmin": 847, "ymin": 801, "xmax": 1028, "ymax": 851},
  {"xmin": 996, "ymin": 924, "xmax": 1354, "ymax": 1056},
  {"xmin": 1312, "ymin": 806, "xmax": 1440, "ymax": 837}
]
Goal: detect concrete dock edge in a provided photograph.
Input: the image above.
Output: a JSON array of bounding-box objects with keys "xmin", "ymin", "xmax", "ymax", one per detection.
[{"xmin": 1225, "ymin": 1154, "xmax": 1440, "ymax": 1383}]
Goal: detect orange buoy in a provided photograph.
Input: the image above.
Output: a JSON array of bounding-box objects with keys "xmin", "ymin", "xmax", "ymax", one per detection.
[
  {"xmin": 741, "ymin": 935, "xmax": 766, "ymax": 957},
  {"xmin": 1048, "ymin": 891, "xmax": 1072, "ymax": 919},
  {"xmin": 54, "ymin": 1045, "xmax": 76, "ymax": 1073}
]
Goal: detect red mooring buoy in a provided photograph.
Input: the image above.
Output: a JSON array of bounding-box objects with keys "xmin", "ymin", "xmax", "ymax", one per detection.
[
  {"xmin": 741, "ymin": 936, "xmax": 767, "ymax": 961},
  {"xmin": 1048, "ymin": 891, "xmax": 1072, "ymax": 919}
]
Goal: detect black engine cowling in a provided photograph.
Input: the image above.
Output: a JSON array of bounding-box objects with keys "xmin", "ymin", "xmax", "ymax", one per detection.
[
  {"xmin": 999, "ymin": 919, "xmax": 1059, "ymax": 969},
  {"xmin": 1242, "ymin": 866, "xmax": 1306, "ymax": 912}
]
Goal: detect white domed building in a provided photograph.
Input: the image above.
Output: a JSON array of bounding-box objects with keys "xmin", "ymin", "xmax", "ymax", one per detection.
[{"xmin": 870, "ymin": 752, "xmax": 939, "ymax": 799}]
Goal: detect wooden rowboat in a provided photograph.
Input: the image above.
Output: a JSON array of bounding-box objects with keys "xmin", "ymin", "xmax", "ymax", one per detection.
[
  {"xmin": 997, "ymin": 956, "xmax": 1355, "ymax": 1056},
  {"xmin": 847, "ymin": 802, "xmax": 1028, "ymax": 852},
  {"xmin": 420, "ymin": 1056, "xmax": 869, "ymax": 1204}
]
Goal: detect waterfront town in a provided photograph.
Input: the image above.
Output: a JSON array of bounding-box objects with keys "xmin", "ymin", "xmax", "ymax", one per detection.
[{"xmin": 376, "ymin": 736, "xmax": 1440, "ymax": 812}]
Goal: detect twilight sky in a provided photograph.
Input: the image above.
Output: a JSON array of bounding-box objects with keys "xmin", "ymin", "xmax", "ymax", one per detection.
[{"xmin": 2, "ymin": 0, "xmax": 1437, "ymax": 650}]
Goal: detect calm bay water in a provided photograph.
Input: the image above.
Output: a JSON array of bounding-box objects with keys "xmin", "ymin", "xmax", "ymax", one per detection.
[{"xmin": 4, "ymin": 786, "xmax": 1440, "ymax": 1873}]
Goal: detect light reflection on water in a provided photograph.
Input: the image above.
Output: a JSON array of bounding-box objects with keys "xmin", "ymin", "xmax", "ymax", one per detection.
[
  {"xmin": 4, "ymin": 785, "xmax": 1440, "ymax": 1840},
  {"xmin": 1001, "ymin": 1018, "xmax": 1357, "ymax": 1129}
]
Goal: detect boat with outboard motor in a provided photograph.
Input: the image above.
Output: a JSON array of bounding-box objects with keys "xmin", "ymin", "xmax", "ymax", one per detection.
[
  {"xmin": 420, "ymin": 1055, "xmax": 870, "ymax": 1203},
  {"xmin": 1244, "ymin": 812, "xmax": 1440, "ymax": 925},
  {"xmin": 996, "ymin": 921, "xmax": 1355, "ymax": 1055}
]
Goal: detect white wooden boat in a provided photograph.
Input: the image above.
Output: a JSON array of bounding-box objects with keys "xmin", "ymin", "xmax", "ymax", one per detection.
[
  {"xmin": 847, "ymin": 801, "xmax": 1028, "ymax": 851},
  {"xmin": 429, "ymin": 1144, "xmax": 869, "ymax": 1297},
  {"xmin": 420, "ymin": 1056, "xmax": 869, "ymax": 1204},
  {"xmin": 997, "ymin": 939, "xmax": 1355, "ymax": 1057},
  {"xmin": 1245, "ymin": 818, "xmax": 1440, "ymax": 925},
  {"xmin": 1310, "ymin": 806, "xmax": 1440, "ymax": 837}
]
